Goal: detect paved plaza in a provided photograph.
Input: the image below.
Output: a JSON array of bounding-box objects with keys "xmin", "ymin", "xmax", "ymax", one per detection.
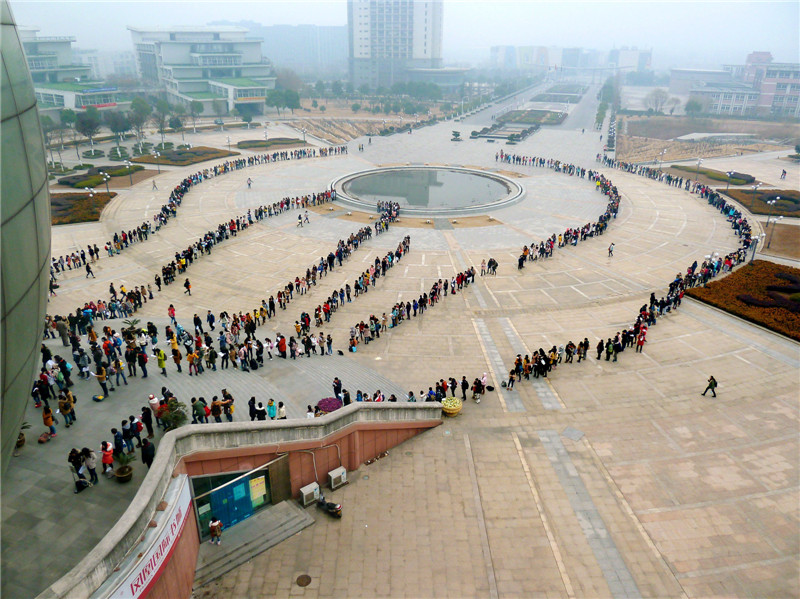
[{"xmin": 3, "ymin": 85, "xmax": 799, "ymax": 598}]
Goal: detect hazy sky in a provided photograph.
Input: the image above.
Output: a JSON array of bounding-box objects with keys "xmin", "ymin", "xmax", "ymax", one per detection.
[{"xmin": 9, "ymin": 0, "xmax": 800, "ymax": 70}]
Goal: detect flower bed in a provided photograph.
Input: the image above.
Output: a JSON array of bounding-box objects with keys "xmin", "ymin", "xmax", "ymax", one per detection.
[
  {"xmin": 237, "ymin": 138, "xmax": 304, "ymax": 150},
  {"xmin": 51, "ymin": 191, "xmax": 118, "ymax": 225},
  {"xmin": 317, "ymin": 397, "xmax": 343, "ymax": 414},
  {"xmin": 132, "ymin": 145, "xmax": 238, "ymax": 166},
  {"xmin": 723, "ymin": 189, "xmax": 799, "ymax": 218},
  {"xmin": 57, "ymin": 165, "xmax": 144, "ymax": 188},
  {"xmin": 685, "ymin": 260, "xmax": 800, "ymax": 341}
]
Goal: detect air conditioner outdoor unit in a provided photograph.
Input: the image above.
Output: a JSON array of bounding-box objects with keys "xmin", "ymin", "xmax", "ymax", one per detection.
[
  {"xmin": 328, "ymin": 466, "xmax": 347, "ymax": 490},
  {"xmin": 299, "ymin": 481, "xmax": 320, "ymax": 507}
]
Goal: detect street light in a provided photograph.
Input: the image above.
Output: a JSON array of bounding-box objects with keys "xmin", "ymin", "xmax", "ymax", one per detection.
[
  {"xmin": 125, "ymin": 160, "xmax": 133, "ymax": 186},
  {"xmin": 302, "ymin": 128, "xmax": 306, "ymax": 143},
  {"xmin": 767, "ymin": 215, "xmax": 783, "ymax": 249},
  {"xmin": 263, "ymin": 128, "xmax": 268, "ymax": 147},
  {"xmin": 154, "ymin": 151, "xmax": 161, "ymax": 174},
  {"xmin": 657, "ymin": 149, "xmax": 666, "ymax": 171},
  {"xmin": 695, "ymin": 158, "xmax": 703, "ymax": 182},
  {"xmin": 99, "ymin": 171, "xmax": 111, "ymax": 194},
  {"xmin": 227, "ymin": 136, "xmax": 231, "ymax": 151},
  {"xmin": 725, "ymin": 171, "xmax": 733, "ymax": 192},
  {"xmin": 750, "ymin": 233, "xmax": 766, "ymax": 263}
]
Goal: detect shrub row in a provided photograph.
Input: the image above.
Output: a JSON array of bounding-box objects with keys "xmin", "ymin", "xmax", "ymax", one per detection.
[
  {"xmin": 236, "ymin": 138, "xmax": 304, "ymax": 150},
  {"xmin": 669, "ymin": 165, "xmax": 754, "ymax": 185},
  {"xmin": 131, "ymin": 146, "xmax": 238, "ymax": 166},
  {"xmin": 57, "ymin": 164, "xmax": 143, "ymax": 188}
]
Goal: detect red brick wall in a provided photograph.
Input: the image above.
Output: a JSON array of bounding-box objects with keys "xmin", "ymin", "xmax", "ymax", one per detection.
[{"xmin": 145, "ymin": 509, "xmax": 200, "ymax": 599}]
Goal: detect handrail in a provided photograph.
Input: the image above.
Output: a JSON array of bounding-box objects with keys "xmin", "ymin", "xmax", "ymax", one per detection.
[{"xmin": 38, "ymin": 402, "xmax": 442, "ymax": 599}]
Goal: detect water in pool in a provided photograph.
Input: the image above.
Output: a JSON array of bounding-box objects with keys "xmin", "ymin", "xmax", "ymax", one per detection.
[{"xmin": 342, "ymin": 168, "xmax": 510, "ymax": 209}]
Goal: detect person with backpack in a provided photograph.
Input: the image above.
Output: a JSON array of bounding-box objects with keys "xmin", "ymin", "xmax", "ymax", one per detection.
[
  {"xmin": 702, "ymin": 375, "xmax": 718, "ymax": 397},
  {"xmin": 129, "ymin": 415, "xmax": 144, "ymax": 447},
  {"xmin": 137, "ymin": 350, "xmax": 149, "ymax": 378}
]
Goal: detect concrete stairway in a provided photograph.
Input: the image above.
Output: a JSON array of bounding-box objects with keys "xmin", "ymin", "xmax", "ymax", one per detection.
[{"xmin": 193, "ymin": 501, "xmax": 314, "ymax": 589}]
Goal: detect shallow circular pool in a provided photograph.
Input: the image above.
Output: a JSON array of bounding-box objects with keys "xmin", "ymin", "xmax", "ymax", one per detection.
[{"xmin": 332, "ymin": 166, "xmax": 524, "ymax": 216}]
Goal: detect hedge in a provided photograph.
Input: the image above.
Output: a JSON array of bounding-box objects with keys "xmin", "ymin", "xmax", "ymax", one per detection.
[
  {"xmin": 132, "ymin": 146, "xmax": 238, "ymax": 166},
  {"xmin": 57, "ymin": 164, "xmax": 144, "ymax": 187},
  {"xmin": 669, "ymin": 165, "xmax": 753, "ymax": 185},
  {"xmin": 51, "ymin": 191, "xmax": 117, "ymax": 225},
  {"xmin": 724, "ymin": 188, "xmax": 800, "ymax": 218},
  {"xmin": 236, "ymin": 137, "xmax": 304, "ymax": 149}
]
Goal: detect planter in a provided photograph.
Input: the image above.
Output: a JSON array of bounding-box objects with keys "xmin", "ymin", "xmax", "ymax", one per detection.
[
  {"xmin": 115, "ymin": 465, "xmax": 133, "ymax": 483},
  {"xmin": 441, "ymin": 398, "xmax": 462, "ymax": 417}
]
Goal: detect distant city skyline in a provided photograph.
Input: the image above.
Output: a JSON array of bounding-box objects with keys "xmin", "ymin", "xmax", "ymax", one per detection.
[{"xmin": 9, "ymin": 0, "xmax": 800, "ymax": 72}]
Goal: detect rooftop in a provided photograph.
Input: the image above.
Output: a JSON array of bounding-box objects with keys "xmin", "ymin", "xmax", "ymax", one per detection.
[
  {"xmin": 34, "ymin": 81, "xmax": 116, "ymax": 92},
  {"xmin": 127, "ymin": 25, "xmax": 248, "ymax": 33},
  {"xmin": 210, "ymin": 77, "xmax": 268, "ymax": 88}
]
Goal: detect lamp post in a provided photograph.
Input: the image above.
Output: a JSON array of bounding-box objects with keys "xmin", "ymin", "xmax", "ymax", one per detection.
[
  {"xmin": 227, "ymin": 136, "xmax": 231, "ymax": 151},
  {"xmin": 100, "ymin": 171, "xmax": 110, "ymax": 194},
  {"xmin": 751, "ymin": 183, "xmax": 761, "ymax": 211},
  {"xmin": 302, "ymin": 128, "xmax": 306, "ymax": 143},
  {"xmin": 695, "ymin": 158, "xmax": 703, "ymax": 182},
  {"xmin": 750, "ymin": 233, "xmax": 765, "ymax": 264},
  {"xmin": 125, "ymin": 160, "xmax": 133, "ymax": 186},
  {"xmin": 725, "ymin": 171, "xmax": 733, "ymax": 192},
  {"xmin": 264, "ymin": 127, "xmax": 268, "ymax": 147},
  {"xmin": 154, "ymin": 151, "xmax": 161, "ymax": 174},
  {"xmin": 767, "ymin": 215, "xmax": 783, "ymax": 249},
  {"xmin": 657, "ymin": 149, "xmax": 666, "ymax": 171}
]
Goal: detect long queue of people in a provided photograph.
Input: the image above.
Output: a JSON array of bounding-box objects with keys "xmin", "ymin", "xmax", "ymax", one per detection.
[
  {"xmin": 598, "ymin": 155, "xmax": 754, "ymax": 247},
  {"xmin": 50, "ymin": 143, "xmax": 349, "ymax": 288}
]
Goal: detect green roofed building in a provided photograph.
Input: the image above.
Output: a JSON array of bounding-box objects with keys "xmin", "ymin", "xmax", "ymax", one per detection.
[{"xmin": 128, "ymin": 26, "xmax": 276, "ymax": 116}]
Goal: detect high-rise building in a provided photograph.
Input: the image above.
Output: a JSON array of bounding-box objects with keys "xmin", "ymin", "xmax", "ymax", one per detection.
[
  {"xmin": 348, "ymin": 0, "xmax": 443, "ymax": 89},
  {"xmin": 128, "ymin": 26, "xmax": 276, "ymax": 115},
  {"xmin": 1, "ymin": 0, "xmax": 52, "ymax": 472}
]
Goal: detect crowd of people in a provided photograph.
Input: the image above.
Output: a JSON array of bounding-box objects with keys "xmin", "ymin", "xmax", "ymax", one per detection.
[{"xmin": 49, "ymin": 145, "xmax": 350, "ymax": 294}]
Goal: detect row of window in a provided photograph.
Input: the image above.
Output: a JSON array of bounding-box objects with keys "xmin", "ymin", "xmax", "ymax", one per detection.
[{"xmin": 765, "ymin": 70, "xmax": 800, "ymax": 79}]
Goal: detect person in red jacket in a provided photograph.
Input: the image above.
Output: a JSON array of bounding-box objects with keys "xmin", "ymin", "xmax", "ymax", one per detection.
[{"xmin": 101, "ymin": 441, "xmax": 114, "ymax": 477}]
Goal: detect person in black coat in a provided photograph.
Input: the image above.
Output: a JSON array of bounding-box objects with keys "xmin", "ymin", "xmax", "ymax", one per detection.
[
  {"xmin": 141, "ymin": 439, "xmax": 156, "ymax": 468},
  {"xmin": 140, "ymin": 406, "xmax": 154, "ymax": 438}
]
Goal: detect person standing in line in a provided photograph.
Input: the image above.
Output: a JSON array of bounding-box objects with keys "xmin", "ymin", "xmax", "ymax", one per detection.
[
  {"xmin": 277, "ymin": 401, "xmax": 286, "ymax": 420},
  {"xmin": 267, "ymin": 398, "xmax": 277, "ymax": 420},
  {"xmin": 141, "ymin": 439, "xmax": 155, "ymax": 469},
  {"xmin": 141, "ymin": 405, "xmax": 154, "ymax": 438},
  {"xmin": 702, "ymin": 375, "xmax": 718, "ymax": 397},
  {"xmin": 43, "ymin": 406, "xmax": 56, "ymax": 437},
  {"xmin": 81, "ymin": 447, "xmax": 99, "ymax": 485}
]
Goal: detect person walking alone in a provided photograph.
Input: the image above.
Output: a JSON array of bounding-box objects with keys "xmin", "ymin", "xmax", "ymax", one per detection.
[{"xmin": 702, "ymin": 375, "xmax": 718, "ymax": 397}]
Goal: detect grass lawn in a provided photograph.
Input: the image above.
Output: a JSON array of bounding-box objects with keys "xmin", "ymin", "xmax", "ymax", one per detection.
[
  {"xmin": 498, "ymin": 110, "xmax": 566, "ymax": 125},
  {"xmin": 685, "ymin": 260, "xmax": 800, "ymax": 341},
  {"xmin": 237, "ymin": 138, "xmax": 305, "ymax": 150}
]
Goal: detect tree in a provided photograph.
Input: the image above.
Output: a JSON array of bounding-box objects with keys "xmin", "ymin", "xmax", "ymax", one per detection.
[
  {"xmin": 212, "ymin": 99, "xmax": 227, "ymax": 128},
  {"xmin": 151, "ymin": 98, "xmax": 171, "ymax": 144},
  {"xmin": 276, "ymin": 68, "xmax": 303, "ymax": 91},
  {"xmin": 644, "ymin": 88, "xmax": 669, "ymax": 113},
  {"xmin": 685, "ymin": 97, "xmax": 703, "ymax": 117},
  {"xmin": 266, "ymin": 89, "xmax": 285, "ymax": 116},
  {"xmin": 358, "ymin": 84, "xmax": 370, "ymax": 96},
  {"xmin": 320, "ymin": 105, "xmax": 326, "ymax": 113},
  {"xmin": 794, "ymin": 143, "xmax": 800, "ymax": 154},
  {"xmin": 104, "ymin": 111, "xmax": 130, "ymax": 147},
  {"xmin": 667, "ymin": 97, "xmax": 680, "ymax": 115},
  {"xmin": 345, "ymin": 82, "xmax": 354, "ymax": 96},
  {"xmin": 75, "ymin": 106, "xmax": 102, "ymax": 150},
  {"xmin": 40, "ymin": 115, "xmax": 57, "ymax": 166},
  {"xmin": 283, "ymin": 90, "xmax": 300, "ymax": 114},
  {"xmin": 189, "ymin": 100, "xmax": 203, "ymax": 133},
  {"xmin": 168, "ymin": 115, "xmax": 184, "ymax": 140},
  {"xmin": 312, "ymin": 99, "xmax": 318, "ymax": 108},
  {"xmin": 315, "ymin": 80, "xmax": 326, "ymax": 97},
  {"xmin": 351, "ymin": 103, "xmax": 361, "ymax": 113},
  {"xmin": 331, "ymin": 80, "xmax": 343, "ymax": 98},
  {"xmin": 129, "ymin": 97, "xmax": 152, "ymax": 151}
]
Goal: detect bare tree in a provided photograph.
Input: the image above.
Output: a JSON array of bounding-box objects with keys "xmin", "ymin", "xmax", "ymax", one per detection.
[{"xmin": 643, "ymin": 88, "xmax": 670, "ymax": 113}]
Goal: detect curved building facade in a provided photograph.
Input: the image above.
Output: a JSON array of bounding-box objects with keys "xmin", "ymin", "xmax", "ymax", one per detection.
[{"xmin": 1, "ymin": 0, "xmax": 52, "ymax": 472}]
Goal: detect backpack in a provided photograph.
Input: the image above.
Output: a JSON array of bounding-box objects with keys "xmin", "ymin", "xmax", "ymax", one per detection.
[{"xmin": 136, "ymin": 421, "xmax": 144, "ymax": 433}]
